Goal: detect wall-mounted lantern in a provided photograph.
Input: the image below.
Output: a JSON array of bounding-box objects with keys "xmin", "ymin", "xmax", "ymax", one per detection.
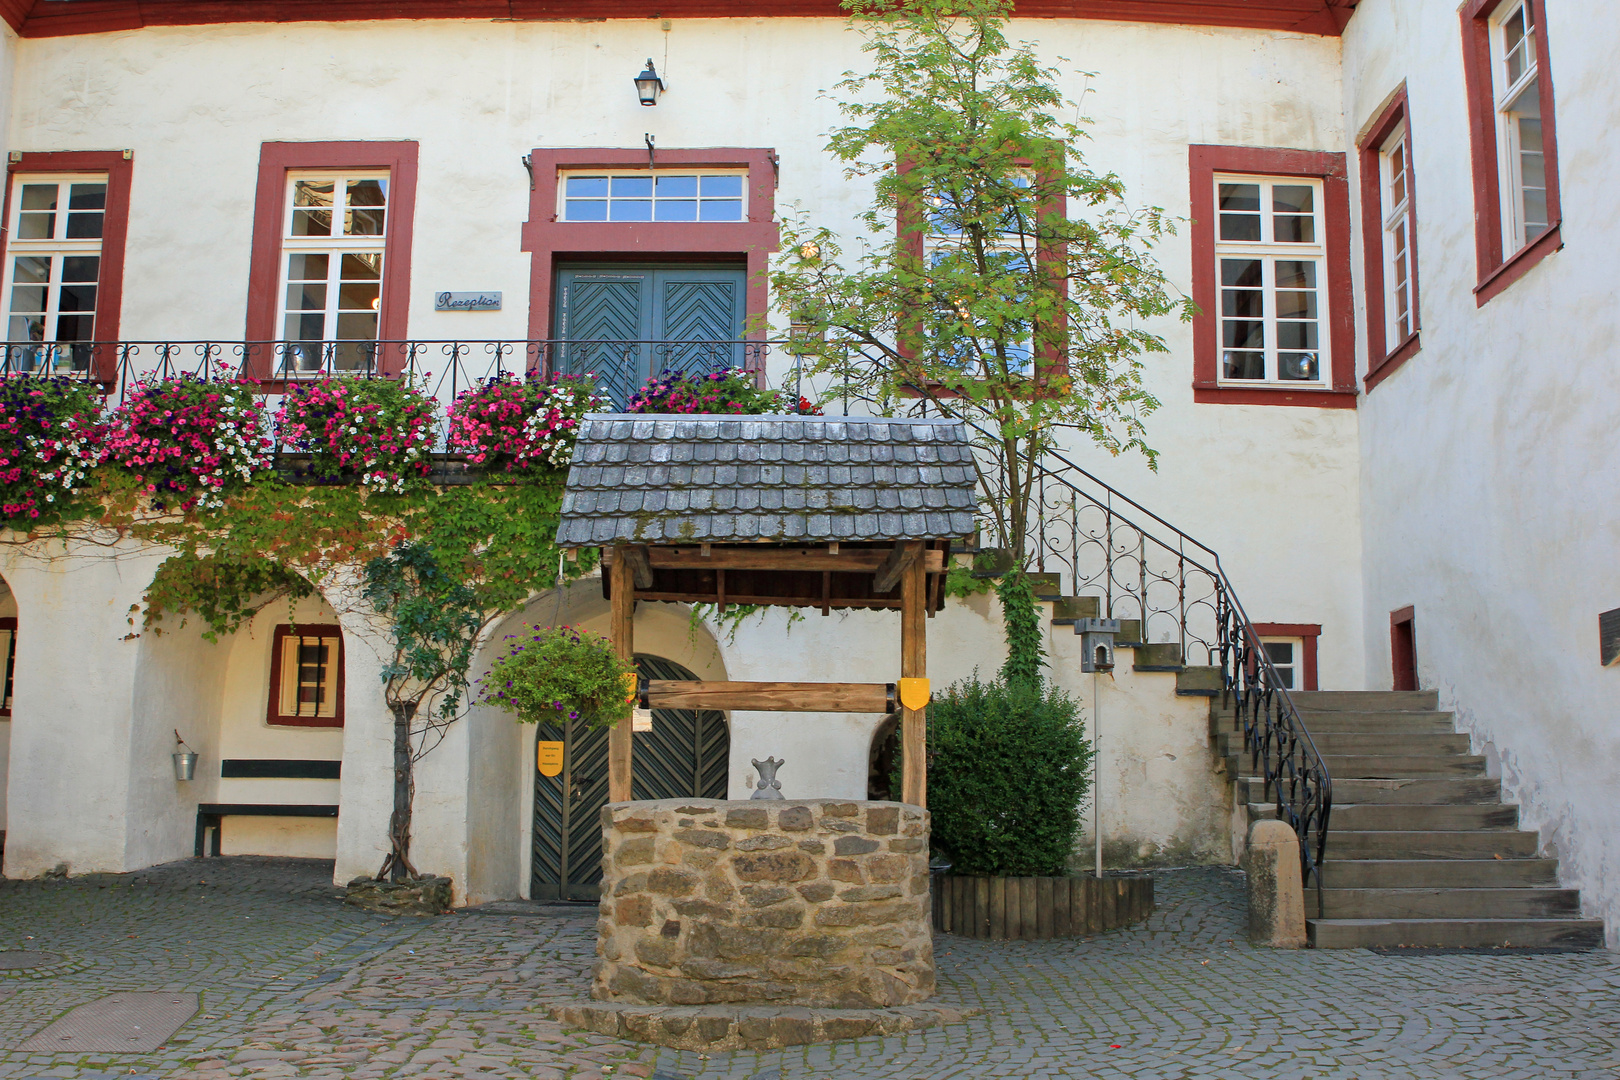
[{"xmin": 634, "ymin": 59, "xmax": 665, "ymax": 107}]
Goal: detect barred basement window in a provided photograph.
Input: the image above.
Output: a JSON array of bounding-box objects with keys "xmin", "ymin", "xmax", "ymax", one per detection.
[
  {"xmin": 0, "ymin": 616, "xmax": 15, "ymax": 717},
  {"xmin": 267, "ymin": 624, "xmax": 345, "ymax": 728}
]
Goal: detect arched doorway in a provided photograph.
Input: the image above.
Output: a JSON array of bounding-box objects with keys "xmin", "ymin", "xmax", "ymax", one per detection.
[{"xmin": 530, "ymin": 654, "xmax": 729, "ymax": 901}]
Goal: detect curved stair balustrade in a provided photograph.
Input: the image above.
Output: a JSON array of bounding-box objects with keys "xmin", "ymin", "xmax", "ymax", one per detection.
[{"xmin": 1011, "ymin": 451, "xmax": 1331, "ymax": 909}]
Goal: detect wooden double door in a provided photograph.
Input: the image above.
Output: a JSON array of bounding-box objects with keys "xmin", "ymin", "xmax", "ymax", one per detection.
[
  {"xmin": 530, "ymin": 654, "xmax": 729, "ymax": 901},
  {"xmin": 552, "ymin": 263, "xmax": 747, "ymax": 406}
]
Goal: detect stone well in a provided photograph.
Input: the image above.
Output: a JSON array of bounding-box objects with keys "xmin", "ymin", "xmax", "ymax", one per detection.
[{"xmin": 593, "ymin": 798, "xmax": 934, "ymax": 1009}]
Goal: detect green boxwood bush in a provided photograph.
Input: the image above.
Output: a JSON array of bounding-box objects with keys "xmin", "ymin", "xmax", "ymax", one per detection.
[{"xmin": 927, "ymin": 674, "xmax": 1092, "ymax": 876}]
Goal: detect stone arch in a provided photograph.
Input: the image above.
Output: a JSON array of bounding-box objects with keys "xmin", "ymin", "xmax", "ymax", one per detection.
[
  {"xmin": 459, "ymin": 577, "xmax": 730, "ymax": 900},
  {"xmin": 129, "ymin": 557, "xmax": 350, "ymax": 868}
]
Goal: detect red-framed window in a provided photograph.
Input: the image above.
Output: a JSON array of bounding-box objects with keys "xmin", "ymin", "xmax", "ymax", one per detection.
[
  {"xmin": 266, "ymin": 624, "xmax": 345, "ymax": 728},
  {"xmin": 1188, "ymin": 145, "xmax": 1356, "ymax": 409},
  {"xmin": 245, "ymin": 141, "xmax": 418, "ymax": 379},
  {"xmin": 0, "ymin": 616, "xmax": 15, "ymax": 717},
  {"xmin": 1358, "ymin": 87, "xmax": 1422, "ymax": 392},
  {"xmin": 519, "ymin": 148, "xmax": 779, "ymax": 345},
  {"xmin": 1460, "ymin": 0, "xmax": 1562, "ymax": 306},
  {"xmin": 894, "ymin": 154, "xmax": 1069, "ymax": 382},
  {"xmin": 1253, "ymin": 622, "xmax": 1320, "ymax": 691},
  {"xmin": 0, "ymin": 151, "xmax": 133, "ymax": 380}
]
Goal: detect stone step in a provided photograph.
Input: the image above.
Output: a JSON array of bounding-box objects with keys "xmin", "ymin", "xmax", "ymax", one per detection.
[
  {"xmin": 1321, "ymin": 859, "xmax": 1560, "ymax": 890},
  {"xmin": 1308, "ymin": 732, "xmax": 1473, "ymax": 756},
  {"xmin": 1212, "ymin": 711, "xmax": 1457, "ymax": 734},
  {"xmin": 1307, "ymin": 917, "xmax": 1604, "ymax": 950},
  {"xmin": 1325, "ymin": 830, "xmax": 1538, "ymax": 860},
  {"xmin": 1287, "ymin": 690, "xmax": 1439, "ymax": 712},
  {"xmin": 1252, "ymin": 803, "xmax": 1519, "ymax": 831},
  {"xmin": 1239, "ymin": 777, "xmax": 1505, "ymax": 806},
  {"xmin": 1320, "ymin": 754, "xmax": 1487, "ymax": 778},
  {"xmin": 1319, "ymin": 887, "xmax": 1582, "ymax": 920}
]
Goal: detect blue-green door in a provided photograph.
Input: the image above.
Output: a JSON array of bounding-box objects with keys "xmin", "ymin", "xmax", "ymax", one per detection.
[{"xmin": 553, "ymin": 264, "xmax": 746, "ymax": 406}]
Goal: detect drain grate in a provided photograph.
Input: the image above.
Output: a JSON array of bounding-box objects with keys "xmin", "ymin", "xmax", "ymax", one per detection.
[
  {"xmin": 21, "ymin": 992, "xmax": 198, "ymax": 1053},
  {"xmin": 0, "ymin": 951, "xmax": 66, "ymax": 970}
]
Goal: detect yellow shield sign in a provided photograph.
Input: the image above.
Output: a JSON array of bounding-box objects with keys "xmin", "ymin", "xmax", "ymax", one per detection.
[
  {"xmin": 536, "ymin": 740, "xmax": 564, "ymax": 777},
  {"xmin": 623, "ymin": 672, "xmax": 642, "ymax": 704},
  {"xmin": 898, "ymin": 677, "xmax": 931, "ymax": 711}
]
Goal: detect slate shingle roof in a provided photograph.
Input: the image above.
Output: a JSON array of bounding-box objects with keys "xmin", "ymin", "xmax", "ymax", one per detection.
[{"xmin": 558, "ymin": 414, "xmax": 978, "ymax": 545}]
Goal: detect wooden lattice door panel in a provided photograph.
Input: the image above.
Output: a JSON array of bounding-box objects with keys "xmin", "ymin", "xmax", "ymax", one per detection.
[{"xmin": 531, "ymin": 654, "xmax": 729, "ymax": 902}]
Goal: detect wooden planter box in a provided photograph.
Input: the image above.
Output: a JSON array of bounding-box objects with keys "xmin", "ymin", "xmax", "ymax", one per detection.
[{"xmin": 932, "ymin": 873, "xmax": 1154, "ymax": 940}]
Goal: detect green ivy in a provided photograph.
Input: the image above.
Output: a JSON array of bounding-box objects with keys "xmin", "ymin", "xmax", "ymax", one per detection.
[{"xmin": 996, "ymin": 569, "xmax": 1045, "ymax": 686}]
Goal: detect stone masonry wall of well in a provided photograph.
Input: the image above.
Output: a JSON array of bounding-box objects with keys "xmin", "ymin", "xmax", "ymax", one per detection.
[{"xmin": 594, "ymin": 799, "xmax": 933, "ymax": 1009}]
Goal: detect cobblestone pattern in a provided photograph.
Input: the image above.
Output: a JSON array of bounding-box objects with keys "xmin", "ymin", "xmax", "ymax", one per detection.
[
  {"xmin": 597, "ymin": 800, "xmax": 932, "ymax": 1009},
  {"xmin": 2, "ymin": 858, "xmax": 1619, "ymax": 1078}
]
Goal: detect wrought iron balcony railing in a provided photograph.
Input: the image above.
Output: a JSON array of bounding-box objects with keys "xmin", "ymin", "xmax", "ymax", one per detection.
[{"xmin": 0, "ymin": 338, "xmax": 777, "ymax": 412}]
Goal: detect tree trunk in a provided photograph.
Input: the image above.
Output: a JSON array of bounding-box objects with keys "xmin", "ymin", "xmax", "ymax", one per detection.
[{"xmin": 380, "ymin": 700, "xmax": 418, "ymax": 882}]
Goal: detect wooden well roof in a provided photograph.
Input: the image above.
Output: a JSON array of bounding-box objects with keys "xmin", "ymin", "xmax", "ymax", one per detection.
[{"xmin": 558, "ymin": 414, "xmax": 977, "ymax": 547}]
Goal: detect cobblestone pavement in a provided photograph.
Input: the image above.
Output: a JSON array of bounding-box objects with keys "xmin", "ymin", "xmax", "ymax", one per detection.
[{"xmin": 2, "ymin": 857, "xmax": 1618, "ymax": 1079}]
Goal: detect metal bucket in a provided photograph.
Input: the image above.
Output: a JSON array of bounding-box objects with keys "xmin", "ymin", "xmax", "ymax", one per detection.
[{"xmin": 172, "ymin": 751, "xmax": 197, "ymax": 781}]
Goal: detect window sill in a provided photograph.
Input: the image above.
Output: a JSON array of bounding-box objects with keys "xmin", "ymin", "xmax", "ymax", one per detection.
[
  {"xmin": 266, "ymin": 716, "xmax": 345, "ymax": 729},
  {"xmin": 1364, "ymin": 331, "xmax": 1421, "ymax": 392},
  {"xmin": 1474, "ymin": 221, "xmax": 1562, "ymax": 306},
  {"xmin": 1193, "ymin": 382, "xmax": 1358, "ymax": 409}
]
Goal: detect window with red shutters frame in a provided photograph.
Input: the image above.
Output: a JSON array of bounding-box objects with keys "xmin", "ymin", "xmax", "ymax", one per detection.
[
  {"xmin": 244, "ymin": 141, "xmax": 418, "ymax": 379},
  {"xmin": 894, "ymin": 154, "xmax": 1069, "ymax": 389},
  {"xmin": 1358, "ymin": 87, "xmax": 1422, "ymax": 392},
  {"xmin": 1460, "ymin": 0, "xmax": 1562, "ymax": 306},
  {"xmin": 1188, "ymin": 145, "xmax": 1356, "ymax": 409},
  {"xmin": 0, "ymin": 151, "xmax": 133, "ymax": 381},
  {"xmin": 265, "ymin": 623, "xmax": 345, "ymax": 728}
]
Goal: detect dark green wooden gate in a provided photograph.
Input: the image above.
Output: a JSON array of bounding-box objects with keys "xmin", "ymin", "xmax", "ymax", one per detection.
[{"xmin": 530, "ymin": 654, "xmax": 729, "ymax": 901}]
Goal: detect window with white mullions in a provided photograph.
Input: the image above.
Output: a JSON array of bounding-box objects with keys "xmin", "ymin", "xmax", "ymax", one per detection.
[
  {"xmin": 922, "ymin": 172, "xmax": 1036, "ymax": 373},
  {"xmin": 1, "ymin": 174, "xmax": 107, "ymax": 374},
  {"xmin": 1491, "ymin": 0, "xmax": 1549, "ymax": 252},
  {"xmin": 1214, "ymin": 176, "xmax": 1327, "ymax": 385},
  {"xmin": 1262, "ymin": 637, "xmax": 1303, "ymax": 690},
  {"xmin": 1381, "ymin": 127, "xmax": 1415, "ymax": 345},
  {"xmin": 559, "ymin": 172, "xmax": 745, "ymax": 222},
  {"xmin": 277, "ymin": 172, "xmax": 388, "ymax": 375}
]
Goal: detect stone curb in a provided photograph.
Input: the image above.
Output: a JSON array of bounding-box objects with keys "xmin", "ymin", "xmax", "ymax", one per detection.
[{"xmin": 549, "ymin": 1001, "xmax": 981, "ymax": 1051}]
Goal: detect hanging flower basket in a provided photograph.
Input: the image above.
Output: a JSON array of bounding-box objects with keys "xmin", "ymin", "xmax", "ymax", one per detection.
[
  {"xmin": 476, "ymin": 623, "xmax": 638, "ymax": 727},
  {"xmin": 0, "ymin": 376, "xmax": 107, "ymax": 524},
  {"xmin": 446, "ymin": 372, "xmax": 608, "ymax": 474},
  {"xmin": 275, "ymin": 376, "xmax": 439, "ymax": 493},
  {"xmin": 103, "ymin": 371, "xmax": 271, "ymax": 511}
]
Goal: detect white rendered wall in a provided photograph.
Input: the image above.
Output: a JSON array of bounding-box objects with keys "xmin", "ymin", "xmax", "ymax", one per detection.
[
  {"xmin": 0, "ymin": 584, "xmax": 15, "ymax": 835},
  {"xmin": 4, "ymin": 16, "xmax": 1363, "ymax": 686},
  {"xmin": 1343, "ymin": 0, "xmax": 1620, "ymax": 942},
  {"xmin": 0, "ymin": 542, "xmax": 168, "ymax": 876}
]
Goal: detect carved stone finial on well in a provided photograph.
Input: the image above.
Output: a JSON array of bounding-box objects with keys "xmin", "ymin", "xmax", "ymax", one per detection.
[{"xmin": 750, "ymin": 757, "xmax": 785, "ymax": 799}]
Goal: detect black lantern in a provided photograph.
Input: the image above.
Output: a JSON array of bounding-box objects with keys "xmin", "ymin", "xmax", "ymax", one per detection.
[{"xmin": 634, "ymin": 59, "xmax": 664, "ymax": 107}]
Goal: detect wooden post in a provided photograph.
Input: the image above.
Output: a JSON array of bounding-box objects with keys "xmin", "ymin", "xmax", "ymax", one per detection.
[
  {"xmin": 900, "ymin": 540, "xmax": 927, "ymax": 807},
  {"xmin": 609, "ymin": 547, "xmax": 635, "ymax": 803}
]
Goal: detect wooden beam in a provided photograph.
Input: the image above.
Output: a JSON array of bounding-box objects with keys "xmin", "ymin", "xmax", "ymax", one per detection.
[
  {"xmin": 632, "ymin": 591, "xmax": 903, "ymax": 610},
  {"xmin": 646, "ymin": 681, "xmax": 894, "ymax": 713},
  {"xmin": 645, "ymin": 546, "xmax": 944, "ymax": 575},
  {"xmin": 608, "ymin": 554, "xmax": 635, "ymax": 803},
  {"xmin": 900, "ymin": 546, "xmax": 928, "ymax": 808},
  {"xmin": 620, "ymin": 544, "xmax": 654, "ymax": 590},
  {"xmin": 875, "ymin": 539, "xmax": 924, "ymax": 594}
]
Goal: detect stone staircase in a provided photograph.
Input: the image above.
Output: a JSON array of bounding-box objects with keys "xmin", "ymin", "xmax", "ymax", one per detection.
[{"xmin": 1214, "ymin": 689, "xmax": 1605, "ymax": 949}]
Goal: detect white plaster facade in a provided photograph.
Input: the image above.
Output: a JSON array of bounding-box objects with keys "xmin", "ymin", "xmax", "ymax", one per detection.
[{"xmin": 0, "ymin": 1, "xmax": 1608, "ymax": 938}]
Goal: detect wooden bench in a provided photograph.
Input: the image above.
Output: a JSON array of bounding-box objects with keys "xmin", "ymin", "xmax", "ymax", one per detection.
[{"xmin": 196, "ymin": 759, "xmax": 342, "ymax": 857}]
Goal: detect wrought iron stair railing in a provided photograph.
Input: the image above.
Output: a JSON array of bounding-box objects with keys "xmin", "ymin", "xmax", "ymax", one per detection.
[{"xmin": 1023, "ymin": 449, "xmax": 1332, "ymax": 908}]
